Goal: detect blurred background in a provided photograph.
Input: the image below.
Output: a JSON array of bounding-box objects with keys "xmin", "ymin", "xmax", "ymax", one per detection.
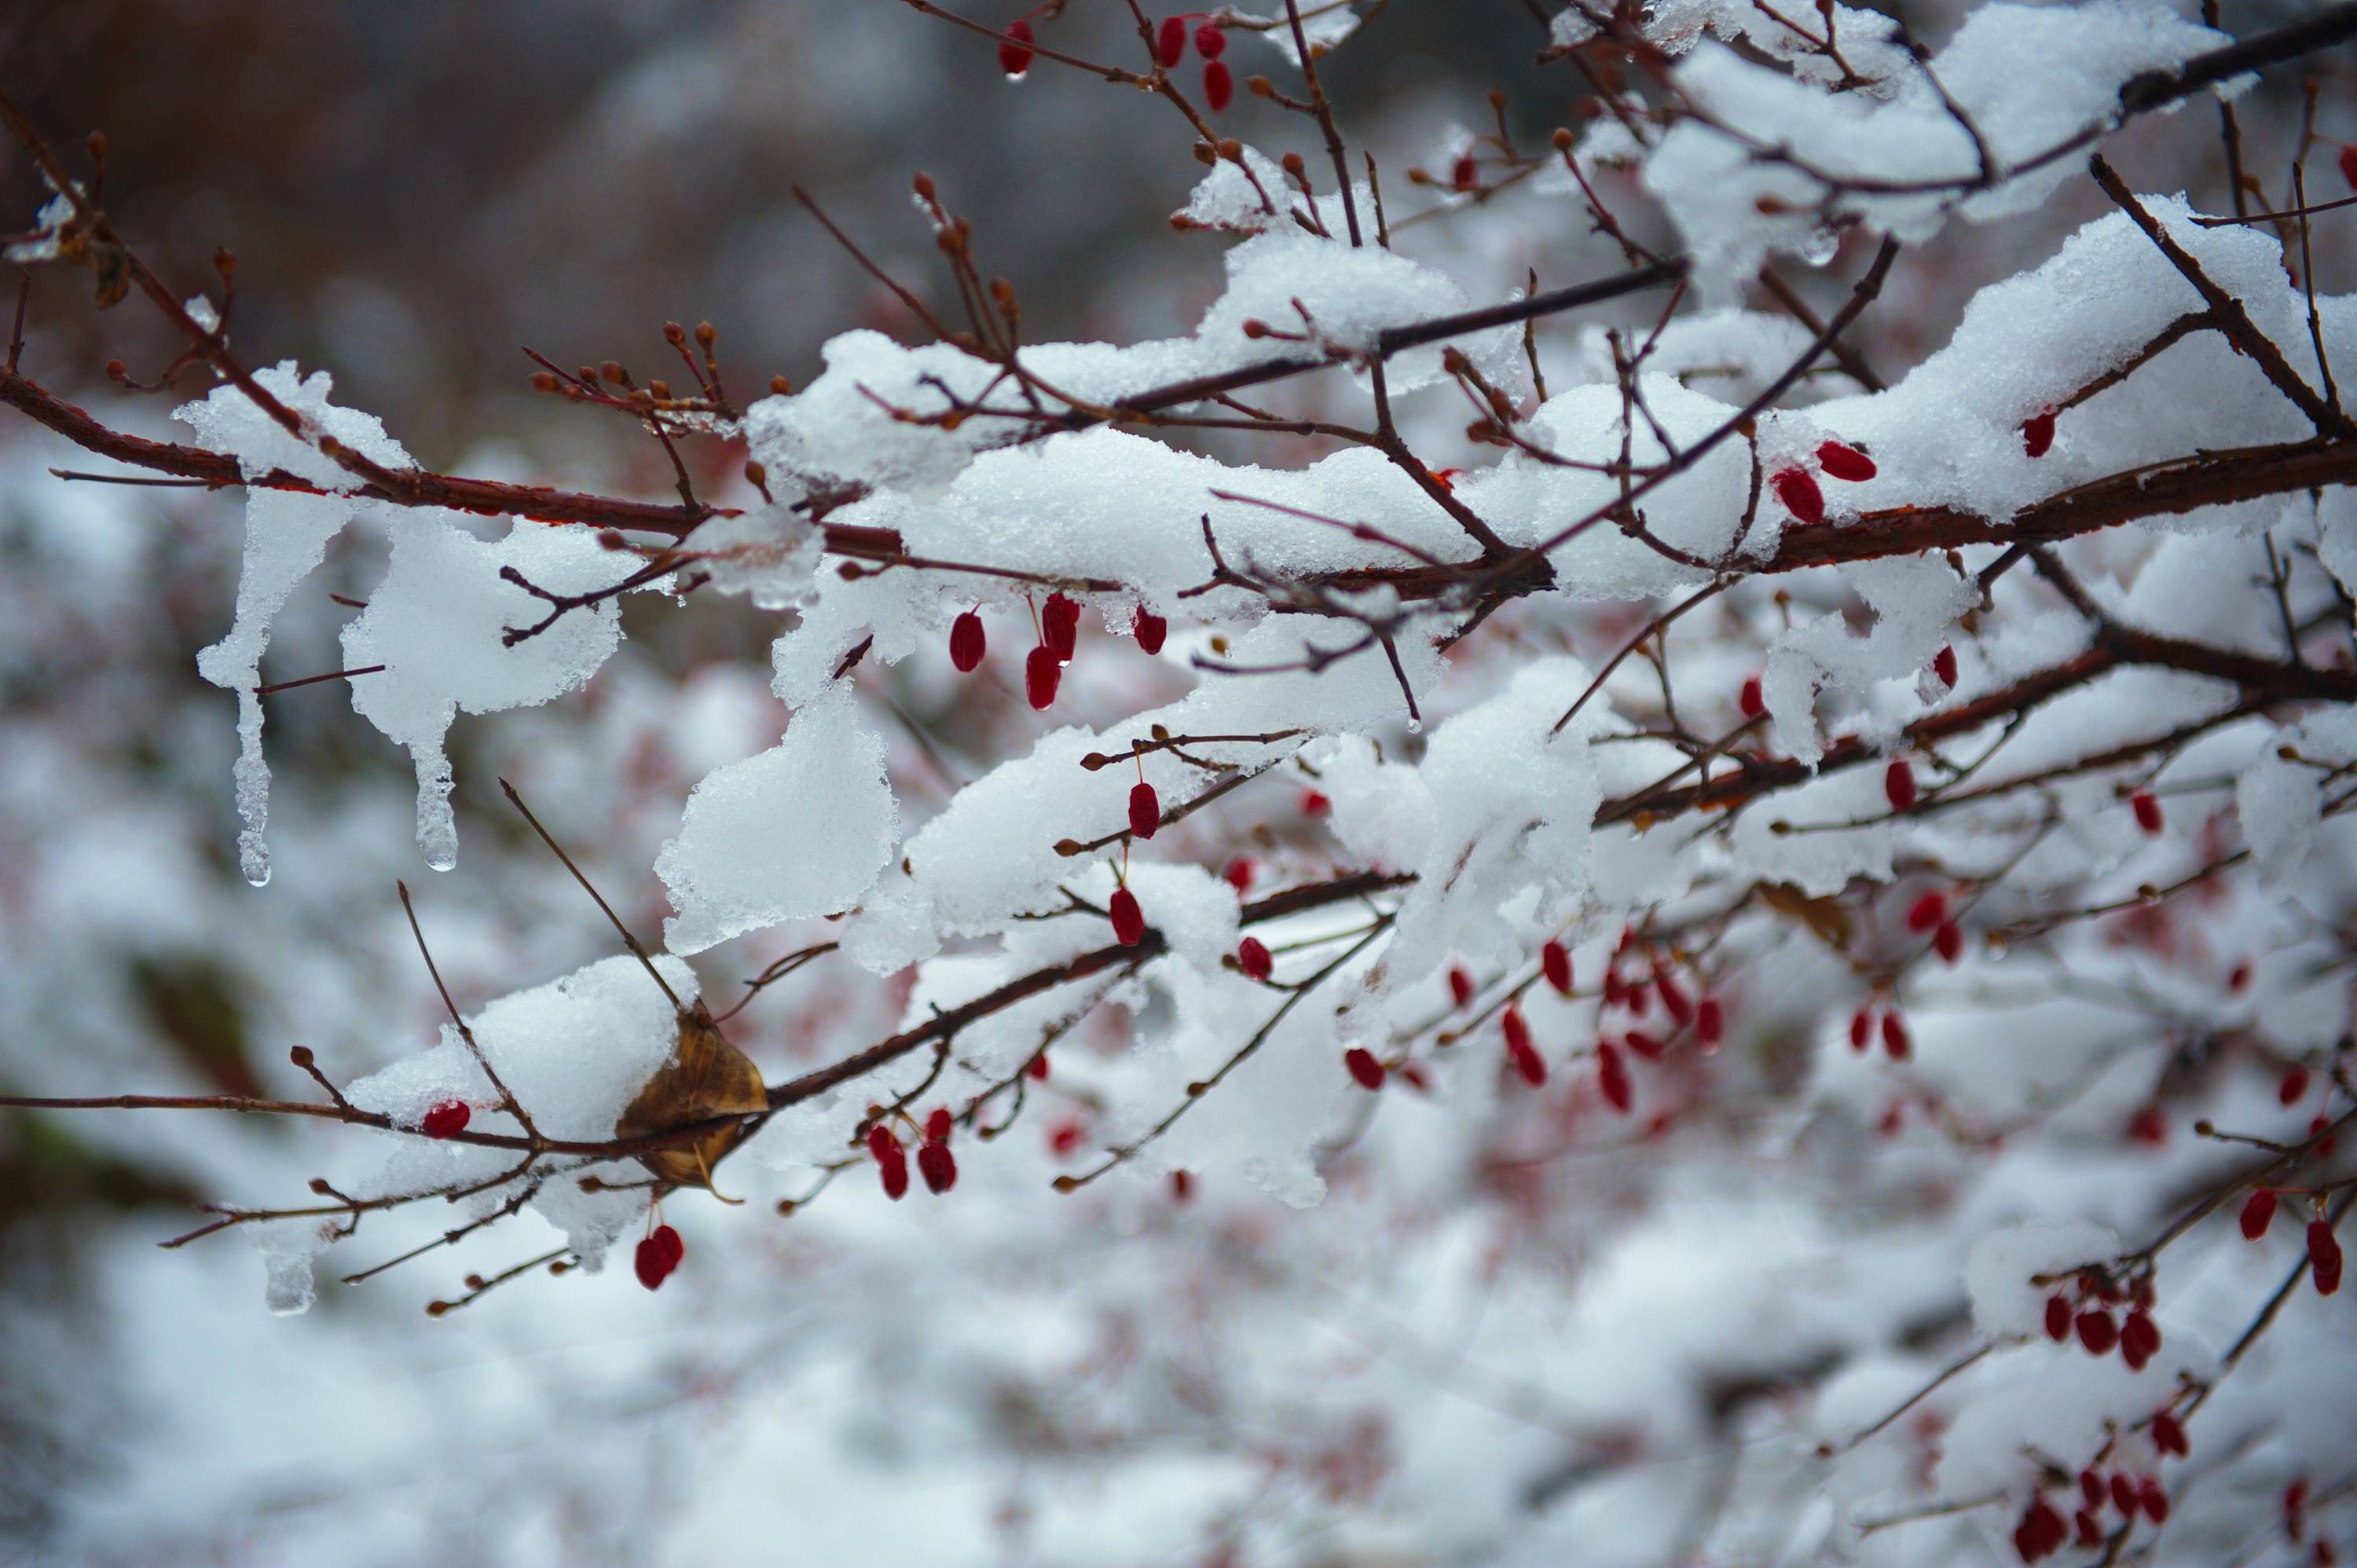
[{"xmin": 1, "ymin": 2, "xmax": 2348, "ymax": 1563}]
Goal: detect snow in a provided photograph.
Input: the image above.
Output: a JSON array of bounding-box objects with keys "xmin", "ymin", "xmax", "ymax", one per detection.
[
  {"xmin": 657, "ymin": 683, "xmax": 900, "ymax": 954},
  {"xmin": 339, "ymin": 513, "xmax": 630, "ymax": 870},
  {"xmin": 178, "ymin": 364, "xmax": 415, "ymax": 885}
]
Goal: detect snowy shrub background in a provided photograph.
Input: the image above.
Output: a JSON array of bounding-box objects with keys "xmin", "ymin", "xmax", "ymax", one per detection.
[{"xmin": 2, "ymin": 0, "xmax": 2354, "ymax": 1563}]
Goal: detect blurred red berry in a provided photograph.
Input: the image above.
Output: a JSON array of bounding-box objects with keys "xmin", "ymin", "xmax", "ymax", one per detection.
[
  {"xmin": 999, "ymin": 16, "xmax": 1035, "ymax": 77},
  {"xmin": 1133, "ymin": 606, "xmax": 1168, "ymax": 654},
  {"xmin": 1109, "ymin": 886, "xmax": 1145, "ymax": 947},
  {"xmin": 1541, "ymin": 939, "xmax": 1572, "ymax": 995},
  {"xmin": 1204, "ymin": 57, "xmax": 1232, "ymax": 110},
  {"xmin": 950, "ymin": 609, "xmax": 986, "ymax": 672}
]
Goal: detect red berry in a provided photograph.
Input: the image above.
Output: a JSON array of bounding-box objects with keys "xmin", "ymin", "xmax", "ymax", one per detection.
[
  {"xmin": 2022, "ymin": 410, "xmax": 2056, "ymax": 458},
  {"xmin": 2045, "ymin": 1294, "xmax": 2073, "ymax": 1341},
  {"xmin": 1343, "ymin": 1047, "xmax": 1385, "ymax": 1090},
  {"xmin": 1193, "ymin": 21, "xmax": 1225, "ymax": 57},
  {"xmin": 1934, "ymin": 921, "xmax": 1964, "ymax": 965},
  {"xmin": 1203, "ymin": 57, "xmax": 1233, "ymax": 111},
  {"xmin": 925, "ymin": 1108, "xmax": 952, "ymax": 1143},
  {"xmin": 917, "ymin": 1140, "xmax": 958, "ymax": 1193},
  {"xmin": 1027, "ymin": 1052, "xmax": 1050, "ymax": 1080},
  {"xmin": 867, "ymin": 1125, "xmax": 900, "ymax": 1163},
  {"xmin": 1134, "ymin": 606, "xmax": 1168, "ymax": 655},
  {"xmin": 1695, "ymin": 998, "xmax": 1724, "ymax": 1049},
  {"xmin": 2073, "ymin": 1510, "xmax": 2102, "ymax": 1548},
  {"xmin": 653, "ymin": 1222, "xmax": 684, "ymax": 1268},
  {"xmin": 1237, "ymin": 936, "xmax": 1273, "ymax": 981},
  {"xmin": 2120, "ymin": 1310, "xmax": 2159, "ymax": 1371},
  {"xmin": 2076, "ymin": 1309, "xmax": 2119, "ymax": 1356},
  {"xmin": 2311, "ymin": 1218, "xmax": 2344, "ymax": 1295},
  {"xmin": 1129, "ymin": 780, "xmax": 1160, "ymax": 841},
  {"xmin": 1880, "ymin": 1012, "xmax": 1910, "ymax": 1061},
  {"xmin": 1501, "ymin": 1005, "xmax": 1531, "ymax": 1054},
  {"xmin": 1598, "ymin": 1042, "xmax": 1633, "ymax": 1113},
  {"xmin": 1451, "ymin": 153, "xmax": 1477, "ymax": 190},
  {"xmin": 2139, "ymin": 1478, "xmax": 2168, "ymax": 1524},
  {"xmin": 1170, "ymin": 1169, "xmax": 1193, "ymax": 1202},
  {"xmin": 1625, "ymin": 980, "xmax": 1651, "ymax": 1019},
  {"xmin": 1222, "ymin": 856, "xmax": 1254, "ymax": 894},
  {"xmin": 2229, "ymin": 961, "xmax": 2253, "ymax": 992},
  {"xmin": 2025, "ymin": 1499, "xmax": 2068, "ymax": 1559},
  {"xmin": 1904, "ymin": 891, "xmax": 1948, "ymax": 933},
  {"xmin": 1041, "ymin": 592, "xmax": 1080, "ymax": 661},
  {"xmin": 880, "ymin": 1145, "xmax": 910, "ymax": 1200},
  {"xmin": 1301, "ymin": 789, "xmax": 1331, "ymax": 817},
  {"xmin": 2131, "ymin": 790, "xmax": 2162, "ymax": 834},
  {"xmin": 2340, "ymin": 143, "xmax": 2357, "ymax": 195},
  {"xmin": 1541, "ymin": 940, "xmax": 1572, "ymax": 995},
  {"xmin": 2313, "ymin": 1116, "xmax": 2339, "ymax": 1159},
  {"xmin": 950, "ymin": 609, "xmax": 986, "ymax": 672},
  {"xmin": 2079, "ymin": 1471, "xmax": 2104, "ymax": 1510},
  {"xmin": 1739, "ymin": 675, "xmax": 1765, "ymax": 719},
  {"xmin": 1816, "ymin": 441, "xmax": 1876, "ymax": 481},
  {"xmin": 1157, "ymin": 14, "xmax": 1186, "ymax": 66},
  {"xmin": 2150, "ymin": 1410, "xmax": 2187, "ymax": 1456},
  {"xmin": 1448, "ymin": 965, "xmax": 1475, "ymax": 1008},
  {"xmin": 2241, "ymin": 1189, "xmax": 2278, "ymax": 1240},
  {"xmin": 1624, "ymin": 1029, "xmax": 1662, "ymax": 1059},
  {"xmin": 999, "ymin": 16, "xmax": 1035, "ymax": 77},
  {"xmin": 2110, "ymin": 1473, "xmax": 2139, "ymax": 1516},
  {"xmin": 1933, "ymin": 644, "xmax": 1958, "ymax": 688},
  {"xmin": 1109, "ymin": 886, "xmax": 1145, "ymax": 947},
  {"xmin": 422, "ymin": 1101, "xmax": 470, "ymax": 1139},
  {"xmin": 1771, "ymin": 467, "xmax": 1825, "ymax": 523},
  {"xmin": 1885, "ymin": 757, "xmax": 1917, "ymax": 812},
  {"xmin": 1508, "ymin": 1038, "xmax": 1547, "ymax": 1087},
  {"xmin": 2281, "ymin": 1065, "xmax": 2311, "ymax": 1105},
  {"xmin": 1849, "ymin": 1008, "xmax": 1873, "ymax": 1053},
  {"xmin": 2128, "ymin": 1105, "xmax": 2167, "ymax": 1145},
  {"xmin": 1655, "ymin": 970, "xmax": 1692, "ymax": 1026},
  {"xmin": 1025, "ymin": 644, "xmax": 1060, "ymax": 709},
  {"xmin": 2287, "ymin": 1478, "xmax": 2311, "ymax": 1519}
]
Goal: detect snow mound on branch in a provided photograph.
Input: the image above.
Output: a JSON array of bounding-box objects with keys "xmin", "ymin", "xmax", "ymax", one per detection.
[
  {"xmin": 1640, "ymin": 0, "xmax": 2227, "ymax": 280},
  {"xmin": 178, "ymin": 363, "xmax": 414, "ymax": 887},
  {"xmin": 239, "ymin": 954, "xmax": 702, "ymax": 1313},
  {"xmin": 744, "ymin": 228, "xmax": 1515, "ymax": 496},
  {"xmin": 657, "ymin": 684, "xmax": 899, "ymax": 954},
  {"xmin": 339, "ymin": 513, "xmax": 629, "ymax": 870}
]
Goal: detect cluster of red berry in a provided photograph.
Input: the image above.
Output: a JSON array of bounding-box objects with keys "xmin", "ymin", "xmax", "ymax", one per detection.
[
  {"xmin": 1767, "ymin": 438, "xmax": 1878, "ymax": 525},
  {"xmin": 2016, "ymin": 1431, "xmax": 2187, "ymax": 1562},
  {"xmin": 1848, "ymin": 1004, "xmax": 1910, "ymax": 1061},
  {"xmin": 2040, "ymin": 1270, "xmax": 2164, "ymax": 1370},
  {"xmin": 869, "ymin": 1109, "xmax": 961, "ymax": 1200},
  {"xmin": 633, "ymin": 1222, "xmax": 684, "ymax": 1291},
  {"xmin": 950, "ymin": 595, "xmax": 1167, "ymax": 713},
  {"xmin": 1156, "ymin": 14, "xmax": 1233, "ymax": 112},
  {"xmin": 1904, "ymin": 888, "xmax": 1967, "ymax": 965}
]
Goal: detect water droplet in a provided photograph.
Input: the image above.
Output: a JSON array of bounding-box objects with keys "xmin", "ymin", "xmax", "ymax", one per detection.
[
  {"xmin": 1404, "ymin": 717, "xmax": 1423, "ymax": 735},
  {"xmin": 427, "ymin": 849, "xmax": 456, "ymax": 873}
]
